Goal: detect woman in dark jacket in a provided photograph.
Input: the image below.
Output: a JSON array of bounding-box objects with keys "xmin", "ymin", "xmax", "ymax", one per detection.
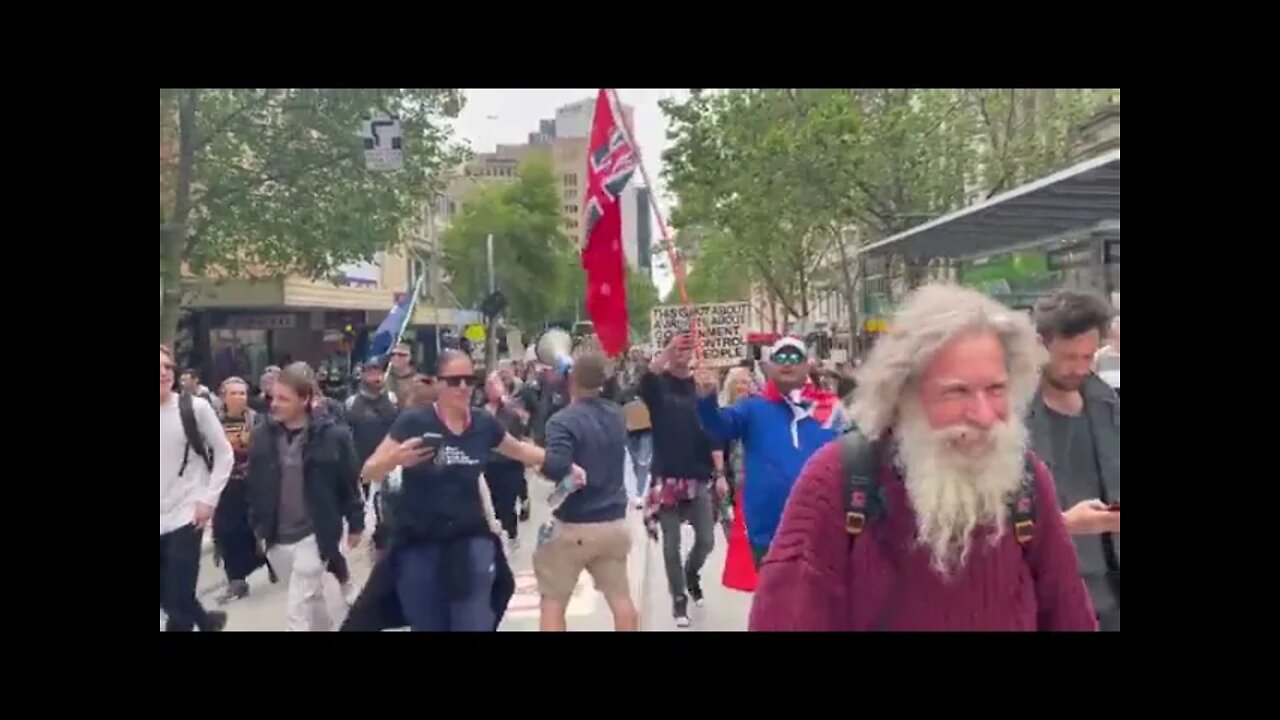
[
  {"xmin": 244, "ymin": 364, "xmax": 365, "ymax": 631},
  {"xmin": 212, "ymin": 377, "xmax": 274, "ymax": 603},
  {"xmin": 346, "ymin": 351, "xmax": 574, "ymax": 632}
]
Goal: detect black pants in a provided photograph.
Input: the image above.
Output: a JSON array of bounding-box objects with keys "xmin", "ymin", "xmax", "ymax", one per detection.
[
  {"xmin": 159, "ymin": 524, "xmax": 214, "ymax": 632},
  {"xmin": 212, "ymin": 477, "xmax": 266, "ymax": 583},
  {"xmin": 486, "ymin": 463, "xmax": 523, "ymax": 541}
]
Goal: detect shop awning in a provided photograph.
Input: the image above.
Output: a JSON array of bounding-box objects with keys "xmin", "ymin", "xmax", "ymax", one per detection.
[{"xmin": 860, "ymin": 149, "xmax": 1120, "ymax": 260}]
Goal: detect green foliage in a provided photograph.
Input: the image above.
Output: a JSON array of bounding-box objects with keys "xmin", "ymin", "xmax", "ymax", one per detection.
[
  {"xmin": 442, "ymin": 157, "xmax": 571, "ymax": 332},
  {"xmin": 159, "ymin": 88, "xmax": 466, "ymax": 343},
  {"xmin": 660, "ymin": 88, "xmax": 1117, "ymax": 330},
  {"xmin": 681, "ymin": 230, "xmax": 751, "ymax": 304},
  {"xmin": 185, "ymin": 89, "xmax": 466, "ymax": 276}
]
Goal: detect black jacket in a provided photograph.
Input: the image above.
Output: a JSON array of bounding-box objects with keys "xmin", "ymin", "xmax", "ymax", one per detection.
[
  {"xmin": 341, "ymin": 535, "xmax": 515, "ymax": 632},
  {"xmin": 345, "ymin": 391, "xmax": 399, "ymax": 464},
  {"xmin": 245, "ymin": 414, "xmax": 366, "ymax": 565}
]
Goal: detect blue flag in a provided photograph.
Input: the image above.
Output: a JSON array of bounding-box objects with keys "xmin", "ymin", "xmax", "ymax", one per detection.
[{"xmin": 368, "ymin": 293, "xmax": 412, "ymax": 360}]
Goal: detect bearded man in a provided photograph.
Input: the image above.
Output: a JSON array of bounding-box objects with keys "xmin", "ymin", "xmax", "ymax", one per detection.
[{"xmin": 749, "ymin": 284, "xmax": 1096, "ymax": 631}]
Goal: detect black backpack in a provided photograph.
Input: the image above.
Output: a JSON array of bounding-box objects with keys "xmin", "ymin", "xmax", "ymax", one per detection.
[
  {"xmin": 177, "ymin": 392, "xmax": 214, "ymax": 477},
  {"xmin": 839, "ymin": 430, "xmax": 1038, "ymax": 548}
]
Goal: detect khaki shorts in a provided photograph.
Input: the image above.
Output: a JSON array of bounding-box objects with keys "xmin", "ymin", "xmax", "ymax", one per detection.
[{"xmin": 533, "ymin": 519, "xmax": 631, "ymax": 604}]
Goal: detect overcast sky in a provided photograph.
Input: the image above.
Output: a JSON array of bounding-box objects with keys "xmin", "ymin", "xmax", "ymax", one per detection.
[{"xmin": 450, "ymin": 88, "xmax": 689, "ymax": 296}]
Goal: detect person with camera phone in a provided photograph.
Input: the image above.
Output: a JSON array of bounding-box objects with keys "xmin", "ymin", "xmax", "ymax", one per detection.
[
  {"xmin": 1026, "ymin": 292, "xmax": 1121, "ymax": 632},
  {"xmin": 358, "ymin": 350, "xmax": 585, "ymax": 632}
]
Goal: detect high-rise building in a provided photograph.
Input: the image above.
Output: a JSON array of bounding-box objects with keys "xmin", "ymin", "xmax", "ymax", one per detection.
[
  {"xmin": 550, "ymin": 96, "xmax": 635, "ymax": 249},
  {"xmin": 619, "ymin": 185, "xmax": 652, "ymax": 273}
]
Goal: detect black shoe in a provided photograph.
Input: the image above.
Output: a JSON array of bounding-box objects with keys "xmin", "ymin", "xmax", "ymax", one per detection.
[
  {"xmin": 203, "ymin": 610, "xmax": 228, "ymax": 632},
  {"xmin": 686, "ymin": 569, "xmax": 704, "ymax": 607},
  {"xmin": 518, "ymin": 499, "xmax": 531, "ymax": 522},
  {"xmin": 673, "ymin": 596, "xmax": 691, "ymax": 628}
]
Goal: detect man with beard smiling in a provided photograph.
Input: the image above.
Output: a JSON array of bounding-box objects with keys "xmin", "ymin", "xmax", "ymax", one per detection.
[{"xmin": 749, "ymin": 285, "xmax": 1096, "ymax": 631}]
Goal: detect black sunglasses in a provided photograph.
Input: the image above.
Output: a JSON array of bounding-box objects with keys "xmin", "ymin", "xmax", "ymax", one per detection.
[{"xmin": 438, "ymin": 375, "xmax": 476, "ymax": 388}]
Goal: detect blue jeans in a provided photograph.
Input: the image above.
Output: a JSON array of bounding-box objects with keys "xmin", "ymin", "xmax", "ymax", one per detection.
[
  {"xmin": 626, "ymin": 432, "xmax": 653, "ymax": 498},
  {"xmin": 395, "ymin": 537, "xmax": 496, "ymax": 632}
]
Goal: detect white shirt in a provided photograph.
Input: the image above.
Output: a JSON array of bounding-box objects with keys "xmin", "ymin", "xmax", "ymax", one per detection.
[{"xmin": 160, "ymin": 393, "xmax": 234, "ymax": 535}]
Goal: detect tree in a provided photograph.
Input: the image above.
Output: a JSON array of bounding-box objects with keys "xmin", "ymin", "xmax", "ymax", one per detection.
[
  {"xmin": 159, "ymin": 88, "xmax": 466, "ymax": 345},
  {"xmin": 661, "ymin": 89, "xmax": 1117, "ymax": 341},
  {"xmin": 442, "ymin": 157, "xmax": 570, "ymax": 333}
]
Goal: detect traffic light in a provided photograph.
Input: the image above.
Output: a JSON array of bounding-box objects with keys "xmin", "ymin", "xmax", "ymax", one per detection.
[{"xmin": 480, "ymin": 290, "xmax": 507, "ymax": 319}]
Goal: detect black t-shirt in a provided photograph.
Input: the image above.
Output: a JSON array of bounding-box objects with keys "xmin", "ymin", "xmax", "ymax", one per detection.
[
  {"xmin": 638, "ymin": 371, "xmax": 714, "ymax": 481},
  {"xmin": 387, "ymin": 406, "xmax": 506, "ymax": 541}
]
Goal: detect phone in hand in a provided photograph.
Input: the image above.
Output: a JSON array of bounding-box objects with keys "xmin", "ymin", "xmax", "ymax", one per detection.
[{"xmin": 420, "ymin": 432, "xmax": 445, "ymax": 449}]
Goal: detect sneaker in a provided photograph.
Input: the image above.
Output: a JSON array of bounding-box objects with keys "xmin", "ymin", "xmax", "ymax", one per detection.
[
  {"xmin": 686, "ymin": 569, "xmax": 705, "ymax": 607},
  {"xmin": 203, "ymin": 610, "xmax": 228, "ymax": 632},
  {"xmin": 217, "ymin": 579, "xmax": 250, "ymax": 605},
  {"xmin": 673, "ymin": 596, "xmax": 691, "ymax": 628}
]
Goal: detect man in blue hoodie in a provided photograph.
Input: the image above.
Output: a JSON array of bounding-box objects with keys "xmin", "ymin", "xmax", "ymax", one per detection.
[{"xmin": 695, "ymin": 337, "xmax": 849, "ymax": 567}]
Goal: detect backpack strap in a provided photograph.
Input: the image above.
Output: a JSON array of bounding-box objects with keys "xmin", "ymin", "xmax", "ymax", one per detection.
[
  {"xmin": 1009, "ymin": 453, "xmax": 1038, "ymax": 546},
  {"xmin": 177, "ymin": 392, "xmax": 213, "ymax": 476},
  {"xmin": 840, "ymin": 430, "xmax": 885, "ymax": 538}
]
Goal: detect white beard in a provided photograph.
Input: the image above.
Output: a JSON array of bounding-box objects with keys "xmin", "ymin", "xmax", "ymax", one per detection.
[{"xmin": 895, "ymin": 402, "xmax": 1028, "ymax": 577}]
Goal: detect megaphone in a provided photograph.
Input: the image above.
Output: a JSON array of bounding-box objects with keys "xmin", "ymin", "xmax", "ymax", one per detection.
[{"xmin": 535, "ymin": 327, "xmax": 575, "ymax": 374}]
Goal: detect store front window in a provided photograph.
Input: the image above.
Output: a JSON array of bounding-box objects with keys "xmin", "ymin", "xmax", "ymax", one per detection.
[{"xmin": 209, "ymin": 328, "xmax": 271, "ymax": 389}]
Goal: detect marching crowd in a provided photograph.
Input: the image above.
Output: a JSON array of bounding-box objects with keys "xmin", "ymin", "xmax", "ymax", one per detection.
[{"xmin": 159, "ymin": 283, "xmax": 1120, "ymax": 632}]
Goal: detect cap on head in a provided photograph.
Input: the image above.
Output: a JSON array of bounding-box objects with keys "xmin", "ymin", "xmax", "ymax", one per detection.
[{"xmin": 768, "ymin": 336, "xmax": 807, "ymax": 358}]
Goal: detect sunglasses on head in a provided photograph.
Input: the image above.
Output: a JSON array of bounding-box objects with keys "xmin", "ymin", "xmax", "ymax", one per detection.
[
  {"xmin": 438, "ymin": 375, "xmax": 476, "ymax": 388},
  {"xmin": 771, "ymin": 350, "xmax": 807, "ymax": 366}
]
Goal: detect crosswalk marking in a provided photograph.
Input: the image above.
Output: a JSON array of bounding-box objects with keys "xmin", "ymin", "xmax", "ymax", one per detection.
[{"xmin": 504, "ymin": 570, "xmax": 598, "ymax": 621}]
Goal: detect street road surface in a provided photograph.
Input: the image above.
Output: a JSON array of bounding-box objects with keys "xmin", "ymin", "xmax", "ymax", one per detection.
[{"xmin": 164, "ymin": 475, "xmax": 752, "ymax": 632}]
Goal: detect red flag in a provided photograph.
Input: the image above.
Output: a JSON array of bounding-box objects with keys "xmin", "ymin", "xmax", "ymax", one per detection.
[
  {"xmin": 581, "ymin": 89, "xmax": 634, "ymax": 356},
  {"xmin": 722, "ymin": 482, "xmax": 759, "ymax": 592}
]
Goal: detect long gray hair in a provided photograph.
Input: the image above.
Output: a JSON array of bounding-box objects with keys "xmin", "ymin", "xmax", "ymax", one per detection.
[{"xmin": 848, "ymin": 284, "xmax": 1044, "ymax": 440}]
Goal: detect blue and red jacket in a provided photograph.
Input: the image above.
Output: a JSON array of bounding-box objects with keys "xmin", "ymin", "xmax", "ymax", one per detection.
[{"xmin": 697, "ymin": 381, "xmax": 848, "ymax": 550}]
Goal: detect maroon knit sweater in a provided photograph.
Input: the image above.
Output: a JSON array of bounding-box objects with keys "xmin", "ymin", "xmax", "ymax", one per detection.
[{"xmin": 749, "ymin": 441, "xmax": 1097, "ymax": 631}]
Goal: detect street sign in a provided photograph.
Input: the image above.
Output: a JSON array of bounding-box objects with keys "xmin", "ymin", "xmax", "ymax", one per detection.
[{"xmin": 361, "ymin": 116, "xmax": 403, "ymax": 172}]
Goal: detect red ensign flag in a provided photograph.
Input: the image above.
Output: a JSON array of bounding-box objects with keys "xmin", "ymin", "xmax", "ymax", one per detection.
[{"xmin": 580, "ymin": 89, "xmax": 634, "ymax": 356}]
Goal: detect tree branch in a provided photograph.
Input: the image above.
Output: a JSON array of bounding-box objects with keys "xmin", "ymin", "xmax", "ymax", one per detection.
[{"xmin": 194, "ymin": 90, "xmax": 277, "ymax": 153}]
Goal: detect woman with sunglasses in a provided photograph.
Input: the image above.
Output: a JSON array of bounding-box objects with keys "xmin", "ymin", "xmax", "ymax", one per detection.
[{"xmin": 359, "ymin": 350, "xmax": 585, "ymax": 631}]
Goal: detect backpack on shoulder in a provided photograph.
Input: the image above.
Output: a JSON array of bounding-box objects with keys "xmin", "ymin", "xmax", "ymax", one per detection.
[
  {"xmin": 178, "ymin": 392, "xmax": 214, "ymax": 477},
  {"xmin": 839, "ymin": 430, "xmax": 1038, "ymax": 548}
]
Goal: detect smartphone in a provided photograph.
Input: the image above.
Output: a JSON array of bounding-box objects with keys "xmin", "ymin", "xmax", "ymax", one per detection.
[
  {"xmin": 420, "ymin": 431, "xmax": 445, "ymax": 448},
  {"xmin": 1107, "ymin": 500, "xmax": 1120, "ymax": 512}
]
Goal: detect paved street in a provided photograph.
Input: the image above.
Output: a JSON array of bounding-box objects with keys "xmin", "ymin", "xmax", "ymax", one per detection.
[{"xmin": 168, "ymin": 477, "xmax": 752, "ymax": 632}]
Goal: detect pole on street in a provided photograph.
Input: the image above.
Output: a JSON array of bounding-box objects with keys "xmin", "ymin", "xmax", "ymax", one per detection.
[
  {"xmin": 607, "ymin": 88, "xmax": 702, "ymax": 362},
  {"xmin": 485, "ymin": 233, "xmax": 498, "ymax": 370}
]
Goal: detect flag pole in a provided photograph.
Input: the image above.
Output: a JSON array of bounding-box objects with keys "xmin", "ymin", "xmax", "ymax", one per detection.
[
  {"xmin": 606, "ymin": 88, "xmax": 703, "ymax": 363},
  {"xmin": 392, "ymin": 272, "xmax": 426, "ymax": 352}
]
